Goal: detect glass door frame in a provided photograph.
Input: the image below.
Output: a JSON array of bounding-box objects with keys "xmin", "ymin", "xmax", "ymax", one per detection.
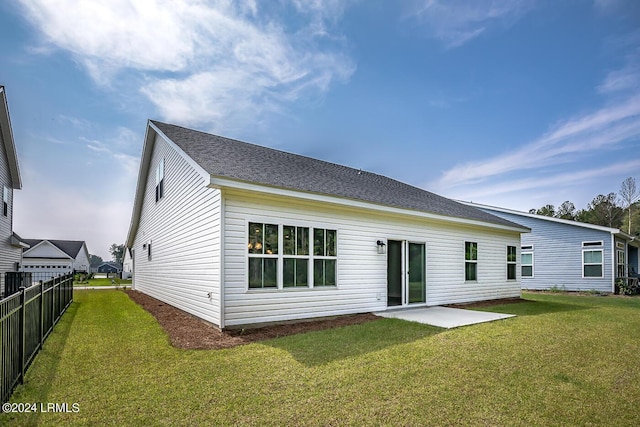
[{"xmin": 387, "ymin": 239, "xmax": 427, "ymax": 307}]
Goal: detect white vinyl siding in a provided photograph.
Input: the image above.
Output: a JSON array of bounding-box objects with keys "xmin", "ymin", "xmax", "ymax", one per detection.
[
  {"xmin": 131, "ymin": 134, "xmax": 222, "ymax": 326},
  {"xmin": 223, "ymin": 189, "xmax": 522, "ymax": 327},
  {"xmin": 0, "ymin": 132, "xmax": 21, "ymax": 294}
]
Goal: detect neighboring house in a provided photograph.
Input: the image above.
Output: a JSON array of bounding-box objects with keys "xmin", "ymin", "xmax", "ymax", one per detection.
[
  {"xmin": 96, "ymin": 262, "xmax": 122, "ymax": 274},
  {"xmin": 122, "ymin": 248, "xmax": 132, "ymax": 279},
  {"xmin": 125, "ymin": 121, "xmax": 530, "ymax": 329},
  {"xmin": 0, "ymin": 86, "xmax": 28, "ymax": 296},
  {"xmin": 21, "ymin": 239, "xmax": 91, "ymax": 281},
  {"xmin": 464, "ymin": 202, "xmax": 640, "ymax": 293}
]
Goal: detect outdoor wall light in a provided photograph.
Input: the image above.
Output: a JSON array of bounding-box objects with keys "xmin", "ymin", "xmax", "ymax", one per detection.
[{"xmin": 376, "ymin": 240, "xmax": 386, "ymax": 254}]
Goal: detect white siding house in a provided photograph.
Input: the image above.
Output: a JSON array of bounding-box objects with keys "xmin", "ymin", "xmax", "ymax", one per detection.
[
  {"xmin": 126, "ymin": 121, "xmax": 530, "ymax": 328},
  {"xmin": 21, "ymin": 239, "xmax": 91, "ymax": 281},
  {"xmin": 0, "ymin": 86, "xmax": 28, "ymax": 296},
  {"xmin": 464, "ymin": 202, "xmax": 640, "ymax": 293}
]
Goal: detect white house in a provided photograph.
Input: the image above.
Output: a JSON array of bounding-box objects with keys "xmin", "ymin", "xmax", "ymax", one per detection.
[
  {"xmin": 126, "ymin": 121, "xmax": 530, "ymax": 329},
  {"xmin": 463, "ymin": 202, "xmax": 640, "ymax": 293},
  {"xmin": 0, "ymin": 86, "xmax": 29, "ymax": 296},
  {"xmin": 21, "ymin": 239, "xmax": 91, "ymax": 281},
  {"xmin": 122, "ymin": 248, "xmax": 132, "ymax": 279}
]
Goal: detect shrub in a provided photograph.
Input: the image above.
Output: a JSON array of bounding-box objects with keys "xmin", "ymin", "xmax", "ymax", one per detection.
[{"xmin": 617, "ymin": 279, "xmax": 639, "ymax": 296}]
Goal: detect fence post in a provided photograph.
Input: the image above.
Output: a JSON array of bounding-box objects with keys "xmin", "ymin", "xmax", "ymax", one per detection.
[
  {"xmin": 39, "ymin": 281, "xmax": 44, "ymax": 349},
  {"xmin": 18, "ymin": 286, "xmax": 26, "ymax": 385}
]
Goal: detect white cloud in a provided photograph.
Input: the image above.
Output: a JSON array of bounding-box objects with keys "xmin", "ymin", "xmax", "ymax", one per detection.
[
  {"xmin": 17, "ymin": 0, "xmax": 355, "ymax": 130},
  {"xmin": 434, "ymin": 95, "xmax": 640, "ymax": 190},
  {"xmin": 406, "ymin": 0, "xmax": 535, "ymax": 48}
]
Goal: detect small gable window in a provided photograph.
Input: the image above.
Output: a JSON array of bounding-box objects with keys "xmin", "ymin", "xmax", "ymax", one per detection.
[
  {"xmin": 3, "ymin": 186, "xmax": 8, "ymax": 216},
  {"xmin": 155, "ymin": 158, "xmax": 165, "ymax": 202}
]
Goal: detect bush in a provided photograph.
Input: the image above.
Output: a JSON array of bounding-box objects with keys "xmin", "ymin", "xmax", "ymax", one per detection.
[{"xmin": 617, "ymin": 278, "xmax": 640, "ymax": 295}]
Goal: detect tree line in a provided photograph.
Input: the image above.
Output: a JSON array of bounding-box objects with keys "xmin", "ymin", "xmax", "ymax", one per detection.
[{"xmin": 529, "ymin": 177, "xmax": 640, "ymax": 236}]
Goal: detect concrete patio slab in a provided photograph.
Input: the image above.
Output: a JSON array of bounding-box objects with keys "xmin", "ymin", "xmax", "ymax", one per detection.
[{"xmin": 374, "ymin": 306, "xmax": 515, "ymax": 328}]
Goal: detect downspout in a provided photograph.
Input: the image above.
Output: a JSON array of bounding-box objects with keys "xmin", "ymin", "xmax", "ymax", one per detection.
[
  {"xmin": 611, "ymin": 233, "xmax": 615, "ymax": 293},
  {"xmin": 219, "ymin": 190, "xmax": 225, "ymax": 330}
]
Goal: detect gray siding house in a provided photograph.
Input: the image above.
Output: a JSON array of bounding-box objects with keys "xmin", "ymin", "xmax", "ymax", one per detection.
[
  {"xmin": 464, "ymin": 203, "xmax": 639, "ymax": 293},
  {"xmin": 0, "ymin": 86, "xmax": 28, "ymax": 296},
  {"xmin": 126, "ymin": 121, "xmax": 530, "ymax": 328}
]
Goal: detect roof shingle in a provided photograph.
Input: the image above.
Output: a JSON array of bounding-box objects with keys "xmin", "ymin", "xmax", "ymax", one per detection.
[{"xmin": 152, "ymin": 121, "xmax": 525, "ymax": 229}]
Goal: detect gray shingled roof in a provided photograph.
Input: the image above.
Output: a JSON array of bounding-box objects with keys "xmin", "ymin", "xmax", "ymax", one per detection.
[
  {"xmin": 152, "ymin": 121, "xmax": 526, "ymax": 229},
  {"xmin": 24, "ymin": 239, "xmax": 85, "ymax": 258}
]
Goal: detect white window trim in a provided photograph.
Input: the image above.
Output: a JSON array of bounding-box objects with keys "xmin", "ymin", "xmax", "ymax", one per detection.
[
  {"xmin": 582, "ymin": 248, "xmax": 603, "ymax": 278},
  {"xmin": 246, "ymin": 220, "xmax": 338, "ymax": 291},
  {"xmin": 521, "ymin": 251, "xmax": 534, "ymax": 278},
  {"xmin": 582, "ymin": 240, "xmax": 603, "ymax": 247},
  {"xmin": 155, "ymin": 158, "xmax": 165, "ymax": 203}
]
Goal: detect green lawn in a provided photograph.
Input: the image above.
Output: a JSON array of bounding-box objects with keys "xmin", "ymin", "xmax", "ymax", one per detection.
[
  {"xmin": 3, "ymin": 291, "xmax": 639, "ymax": 426},
  {"xmin": 73, "ymin": 277, "xmax": 132, "ymax": 287}
]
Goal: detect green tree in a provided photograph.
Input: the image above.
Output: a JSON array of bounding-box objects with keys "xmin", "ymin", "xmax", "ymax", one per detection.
[
  {"xmin": 536, "ymin": 204, "xmax": 556, "ymax": 217},
  {"xmin": 584, "ymin": 193, "xmax": 623, "ymax": 228},
  {"xmin": 89, "ymin": 254, "xmax": 103, "ymax": 267},
  {"xmin": 109, "ymin": 244, "xmax": 125, "ymax": 264},
  {"xmin": 555, "ymin": 201, "xmax": 576, "ymax": 220}
]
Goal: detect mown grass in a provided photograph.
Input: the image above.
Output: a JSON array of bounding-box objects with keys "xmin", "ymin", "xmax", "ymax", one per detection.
[{"xmin": 2, "ymin": 291, "xmax": 639, "ymax": 426}]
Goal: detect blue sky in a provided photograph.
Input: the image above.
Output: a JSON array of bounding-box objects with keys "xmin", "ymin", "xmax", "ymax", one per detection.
[{"xmin": 1, "ymin": 0, "xmax": 639, "ymax": 259}]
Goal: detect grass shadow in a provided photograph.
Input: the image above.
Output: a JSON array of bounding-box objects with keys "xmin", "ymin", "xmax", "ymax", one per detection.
[
  {"xmin": 264, "ymin": 317, "xmax": 442, "ymax": 367},
  {"xmin": 0, "ymin": 301, "xmax": 80, "ymax": 425},
  {"xmin": 474, "ymin": 299, "xmax": 590, "ymax": 317}
]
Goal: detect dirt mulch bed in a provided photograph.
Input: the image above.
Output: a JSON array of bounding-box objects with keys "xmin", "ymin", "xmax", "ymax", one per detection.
[
  {"xmin": 125, "ymin": 290, "xmax": 379, "ymax": 350},
  {"xmin": 444, "ymin": 297, "xmax": 529, "ymax": 309}
]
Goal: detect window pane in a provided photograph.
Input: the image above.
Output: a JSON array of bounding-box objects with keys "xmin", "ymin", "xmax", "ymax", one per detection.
[
  {"xmin": 248, "ymin": 258, "xmax": 263, "ymax": 288},
  {"xmin": 296, "ymin": 259, "xmax": 308, "ymax": 287},
  {"xmin": 314, "ymin": 229, "xmax": 325, "ymax": 256},
  {"xmin": 326, "ymin": 230, "xmax": 336, "ymax": 256},
  {"xmin": 507, "ymin": 246, "xmax": 516, "ymax": 262},
  {"xmin": 263, "ymin": 258, "xmax": 277, "ymax": 287},
  {"xmin": 283, "ymin": 226, "xmax": 295, "ymax": 255},
  {"xmin": 584, "ymin": 250, "xmax": 602, "ymax": 264},
  {"xmin": 325, "ymin": 260, "xmax": 336, "ymax": 286},
  {"xmin": 265, "ymin": 224, "xmax": 278, "ymax": 255},
  {"xmin": 584, "ymin": 265, "xmax": 602, "ymax": 277},
  {"xmin": 248, "ymin": 223, "xmax": 263, "ymax": 254},
  {"xmin": 465, "ymin": 262, "xmax": 477, "ymax": 281},
  {"xmin": 297, "ymin": 227, "xmax": 309, "ymax": 255},
  {"xmin": 521, "ymin": 253, "xmax": 532, "ymax": 265},
  {"xmin": 465, "ymin": 242, "xmax": 477, "ymax": 261},
  {"xmin": 522, "ymin": 265, "xmax": 533, "ymax": 277},
  {"xmin": 507, "ymin": 264, "xmax": 516, "ymax": 280},
  {"xmin": 283, "ymin": 258, "xmax": 295, "ymax": 287},
  {"xmin": 314, "ymin": 259, "xmax": 323, "ymax": 285}
]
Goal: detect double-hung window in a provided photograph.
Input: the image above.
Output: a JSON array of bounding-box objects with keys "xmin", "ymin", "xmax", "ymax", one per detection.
[
  {"xmin": 283, "ymin": 225, "xmax": 309, "ymax": 287},
  {"xmin": 465, "ymin": 241, "xmax": 477, "ymax": 281},
  {"xmin": 507, "ymin": 246, "xmax": 517, "ymax": 280},
  {"xmin": 313, "ymin": 229, "xmax": 337, "ymax": 286},
  {"xmin": 582, "ymin": 241, "xmax": 603, "ymax": 278},
  {"xmin": 248, "ymin": 223, "xmax": 279, "ymax": 288},
  {"xmin": 155, "ymin": 158, "xmax": 165, "ymax": 202},
  {"xmin": 521, "ymin": 247, "xmax": 533, "ymax": 278},
  {"xmin": 2, "ymin": 186, "xmax": 7, "ymax": 217}
]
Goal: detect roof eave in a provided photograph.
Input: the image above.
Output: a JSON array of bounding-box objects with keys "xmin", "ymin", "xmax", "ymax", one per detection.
[
  {"xmin": 0, "ymin": 87, "xmax": 22, "ymax": 190},
  {"xmin": 211, "ymin": 177, "xmax": 531, "ymax": 233}
]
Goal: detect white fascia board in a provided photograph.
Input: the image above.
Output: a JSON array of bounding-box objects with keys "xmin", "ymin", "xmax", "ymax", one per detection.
[
  {"xmin": 461, "ymin": 200, "xmax": 620, "ymax": 234},
  {"xmin": 0, "ymin": 86, "xmax": 21, "ymax": 189},
  {"xmin": 210, "ymin": 177, "xmax": 530, "ymax": 233},
  {"xmin": 126, "ymin": 121, "xmax": 212, "ymax": 248}
]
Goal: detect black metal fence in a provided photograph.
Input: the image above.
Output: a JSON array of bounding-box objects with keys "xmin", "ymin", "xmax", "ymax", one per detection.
[{"xmin": 0, "ymin": 273, "xmax": 73, "ymax": 404}]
